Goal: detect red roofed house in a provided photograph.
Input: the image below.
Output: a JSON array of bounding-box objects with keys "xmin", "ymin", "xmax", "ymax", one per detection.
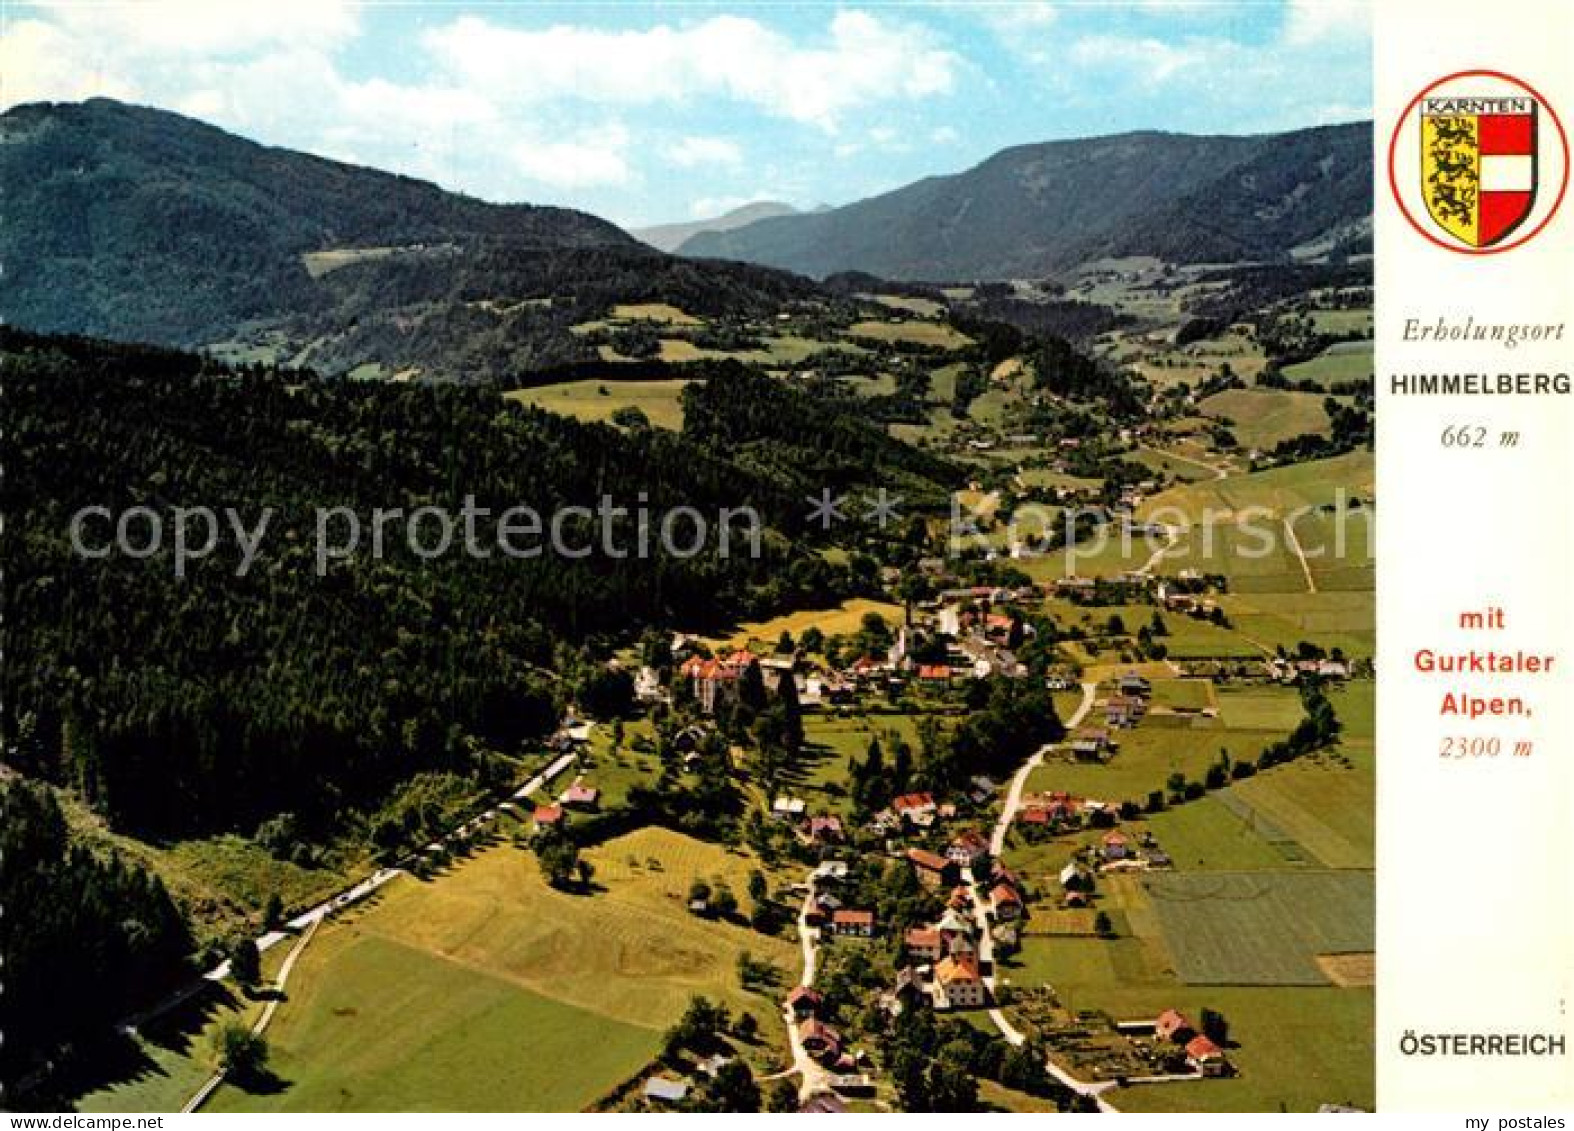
[
  {"xmin": 1185, "ymin": 1034, "xmax": 1229, "ymax": 1076},
  {"xmin": 989, "ymin": 883, "xmax": 1024, "ymax": 921},
  {"xmin": 892, "ymin": 792, "xmax": 939, "ymax": 828},
  {"xmin": 903, "ymin": 927, "xmax": 943, "ymax": 962},
  {"xmin": 849, "ymin": 656, "xmax": 884, "ymax": 683},
  {"xmin": 830, "ymin": 909, "xmax": 875, "ymax": 938},
  {"xmin": 533, "ymin": 804, "xmax": 564, "ymax": 830},
  {"xmin": 932, "ymin": 954, "xmax": 987, "ymax": 1011},
  {"xmin": 905, "ymin": 848, "xmax": 960, "ymax": 889},
  {"xmin": 917, "ymin": 664, "xmax": 952, "ymax": 685},
  {"xmin": 1020, "ymin": 805, "xmax": 1051, "ymax": 827},
  {"xmin": 946, "ymin": 829, "xmax": 991, "ymax": 869},
  {"xmin": 808, "ymin": 815, "xmax": 844, "ymax": 843},
  {"xmin": 786, "ymin": 985, "xmax": 824, "ymax": 1019},
  {"xmin": 1102, "ymin": 830, "xmax": 1131, "ymax": 861},
  {"xmin": 1156, "ymin": 1009, "xmax": 1195, "ymax": 1044},
  {"xmin": 798, "ymin": 1018, "xmax": 842, "ymax": 1061},
  {"xmin": 990, "ymin": 861, "xmax": 1023, "ymax": 894}
]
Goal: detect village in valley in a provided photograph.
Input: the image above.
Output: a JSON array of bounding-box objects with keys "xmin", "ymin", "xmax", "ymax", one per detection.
[
  {"xmin": 598, "ymin": 526, "xmax": 1369, "ymax": 1112},
  {"xmin": 42, "ymin": 258, "xmax": 1377, "ymax": 1116}
]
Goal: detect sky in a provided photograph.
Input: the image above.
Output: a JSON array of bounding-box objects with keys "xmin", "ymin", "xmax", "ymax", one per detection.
[{"xmin": 0, "ymin": 1, "xmax": 1370, "ymax": 228}]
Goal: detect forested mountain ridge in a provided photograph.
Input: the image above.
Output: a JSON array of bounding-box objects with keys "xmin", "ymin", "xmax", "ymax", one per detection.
[
  {"xmin": 2, "ymin": 328, "xmax": 958, "ymax": 841},
  {"xmin": 0, "ymin": 100, "xmax": 821, "ymax": 370},
  {"xmin": 679, "ymin": 122, "xmax": 1372, "ymax": 280}
]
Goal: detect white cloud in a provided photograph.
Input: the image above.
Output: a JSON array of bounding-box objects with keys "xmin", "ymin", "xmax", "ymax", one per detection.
[
  {"xmin": 668, "ymin": 135, "xmax": 743, "ymax": 169},
  {"xmin": 1283, "ymin": 0, "xmax": 1370, "ymax": 46},
  {"xmin": 0, "ymin": 18, "xmax": 141, "ymax": 105},
  {"xmin": 37, "ymin": 0, "xmax": 360, "ymax": 56},
  {"xmin": 1069, "ymin": 34, "xmax": 1209, "ymax": 85},
  {"xmin": 931, "ymin": 125, "xmax": 961, "ymax": 145},
  {"xmin": 420, "ymin": 11, "xmax": 959, "ymax": 130},
  {"xmin": 972, "ymin": 2, "xmax": 1058, "ymax": 34},
  {"xmin": 511, "ymin": 123, "xmax": 633, "ymax": 189}
]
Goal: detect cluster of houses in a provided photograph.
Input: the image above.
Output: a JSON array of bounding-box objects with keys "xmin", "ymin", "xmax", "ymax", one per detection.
[
  {"xmin": 530, "ymin": 776, "xmax": 602, "ymax": 832},
  {"xmin": 656, "ymin": 586, "xmax": 1054, "ymax": 721},
  {"xmin": 1153, "ymin": 1009, "xmax": 1231, "ymax": 1077},
  {"xmin": 1268, "ymin": 655, "xmax": 1351, "ymax": 683},
  {"xmin": 1019, "ymin": 791, "xmax": 1110, "ymax": 833},
  {"xmin": 1064, "ymin": 672, "xmax": 1152, "ymax": 763}
]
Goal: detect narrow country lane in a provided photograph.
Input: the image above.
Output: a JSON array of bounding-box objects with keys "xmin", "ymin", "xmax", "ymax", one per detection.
[
  {"xmin": 182, "ymin": 913, "xmax": 324, "ymax": 1112},
  {"xmin": 784, "ymin": 884, "xmax": 832, "ymax": 1100},
  {"xmin": 990, "ymin": 682, "xmax": 1097, "ymax": 857},
  {"xmin": 974, "ymin": 681, "xmax": 1119, "ymax": 1111},
  {"xmin": 122, "ymin": 749, "xmax": 579, "ymax": 1038}
]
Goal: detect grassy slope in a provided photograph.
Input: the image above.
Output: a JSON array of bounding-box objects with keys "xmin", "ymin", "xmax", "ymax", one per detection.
[
  {"xmin": 704, "ymin": 597, "xmax": 905, "ymax": 650},
  {"xmin": 207, "ymin": 828, "xmax": 796, "ymax": 1113},
  {"xmin": 505, "ymin": 379, "xmax": 690, "ymax": 432},
  {"xmin": 209, "ymin": 934, "xmax": 655, "ymax": 1113},
  {"xmin": 1199, "ymin": 388, "xmax": 1331, "ymax": 451}
]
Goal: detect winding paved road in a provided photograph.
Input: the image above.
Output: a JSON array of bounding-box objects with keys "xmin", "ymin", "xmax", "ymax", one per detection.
[
  {"xmin": 182, "ymin": 913, "xmax": 325, "ymax": 1112},
  {"xmin": 972, "ymin": 681, "xmax": 1120, "ymax": 1111},
  {"xmin": 784, "ymin": 885, "xmax": 831, "ymax": 1101},
  {"xmin": 989, "ymin": 682, "xmax": 1097, "ymax": 857},
  {"xmin": 122, "ymin": 750, "xmax": 579, "ymax": 1038}
]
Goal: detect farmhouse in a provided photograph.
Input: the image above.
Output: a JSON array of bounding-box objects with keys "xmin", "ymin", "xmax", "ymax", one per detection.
[
  {"xmin": 946, "ymin": 829, "xmax": 991, "ymax": 869},
  {"xmin": 1106, "ymin": 694, "xmax": 1147, "ymax": 728},
  {"xmin": 882, "ymin": 965, "xmax": 928, "ymax": 1017},
  {"xmin": 989, "ymin": 883, "xmax": 1024, "ymax": 921},
  {"xmin": 799, "ymin": 1094, "xmax": 847, "ymax": 1114},
  {"xmin": 989, "ymin": 861, "xmax": 1023, "ymax": 893},
  {"xmin": 532, "ymin": 803, "xmax": 564, "ymax": 830},
  {"xmin": 932, "ymin": 954, "xmax": 987, "ymax": 1011},
  {"xmin": 1101, "ymin": 830, "xmax": 1131, "ymax": 861},
  {"xmin": 935, "ymin": 907, "xmax": 977, "ymax": 956},
  {"xmin": 892, "ymin": 792, "xmax": 939, "ymax": 827},
  {"xmin": 831, "ymin": 909, "xmax": 875, "ymax": 937},
  {"xmin": 811, "ymin": 860, "xmax": 849, "ymax": 886},
  {"xmin": 1186, "ymin": 1034, "xmax": 1230, "ymax": 1076},
  {"xmin": 1156, "ymin": 1008, "xmax": 1196, "ymax": 1043},
  {"xmin": 786, "ymin": 985, "xmax": 824, "ymax": 1019},
  {"xmin": 903, "ymin": 927, "xmax": 944, "ymax": 962},
  {"xmin": 1071, "ymin": 727, "xmax": 1112, "ymax": 761},
  {"xmin": 1118, "ymin": 672, "xmax": 1152, "ymax": 697},
  {"xmin": 772, "ymin": 796, "xmax": 807, "ymax": 820},
  {"xmin": 798, "ymin": 1018, "xmax": 843, "ymax": 1062},
  {"xmin": 905, "ymin": 848, "xmax": 960, "ymax": 888}
]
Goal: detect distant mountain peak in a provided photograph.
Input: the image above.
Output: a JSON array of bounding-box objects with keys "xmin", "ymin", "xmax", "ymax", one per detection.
[
  {"xmin": 676, "ymin": 122, "xmax": 1373, "ymax": 281},
  {"xmin": 633, "ymin": 200, "xmax": 799, "ymax": 253}
]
